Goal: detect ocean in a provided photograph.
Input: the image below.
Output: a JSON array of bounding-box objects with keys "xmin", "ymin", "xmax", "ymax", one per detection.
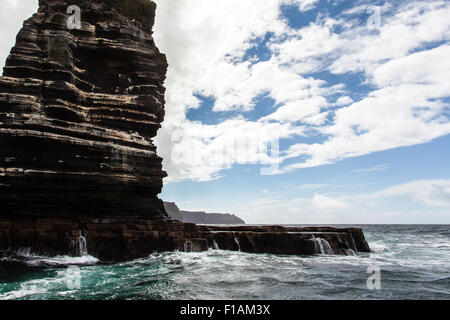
[{"xmin": 0, "ymin": 225, "xmax": 448, "ymax": 300}]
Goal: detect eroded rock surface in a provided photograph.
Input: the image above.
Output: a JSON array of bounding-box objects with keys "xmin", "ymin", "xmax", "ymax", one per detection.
[
  {"xmin": 0, "ymin": 218, "xmax": 370, "ymax": 261},
  {"xmin": 0, "ymin": 0, "xmax": 167, "ymax": 218},
  {"xmin": 199, "ymin": 226, "xmax": 370, "ymax": 255}
]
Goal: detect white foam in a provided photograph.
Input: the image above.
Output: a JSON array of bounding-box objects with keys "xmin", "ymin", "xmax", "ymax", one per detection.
[
  {"xmin": 0, "ymin": 285, "xmax": 49, "ymax": 300},
  {"xmin": 369, "ymin": 241, "xmax": 389, "ymax": 253},
  {"xmin": 18, "ymin": 255, "xmax": 99, "ymax": 267}
]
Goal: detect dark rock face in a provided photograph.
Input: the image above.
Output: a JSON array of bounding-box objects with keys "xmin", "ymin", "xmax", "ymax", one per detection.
[
  {"xmin": 0, "ymin": 217, "xmax": 370, "ymax": 261},
  {"xmin": 0, "ymin": 0, "xmax": 371, "ymax": 261},
  {"xmin": 0, "ymin": 217, "xmax": 209, "ymax": 261},
  {"xmin": 164, "ymin": 202, "xmax": 246, "ymax": 225},
  {"xmin": 199, "ymin": 226, "xmax": 371, "ymax": 255},
  {"xmin": 0, "ymin": 0, "xmax": 167, "ymax": 218}
]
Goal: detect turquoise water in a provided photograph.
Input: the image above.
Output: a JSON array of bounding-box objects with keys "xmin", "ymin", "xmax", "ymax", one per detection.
[{"xmin": 0, "ymin": 225, "xmax": 449, "ymax": 300}]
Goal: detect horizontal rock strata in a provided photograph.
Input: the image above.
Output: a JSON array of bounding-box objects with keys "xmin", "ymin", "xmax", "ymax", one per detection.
[
  {"xmin": 0, "ymin": 217, "xmax": 370, "ymax": 261},
  {"xmin": 198, "ymin": 225, "xmax": 370, "ymax": 255},
  {"xmin": 0, "ymin": 0, "xmax": 167, "ymax": 218},
  {"xmin": 0, "ymin": 217, "xmax": 206, "ymax": 261}
]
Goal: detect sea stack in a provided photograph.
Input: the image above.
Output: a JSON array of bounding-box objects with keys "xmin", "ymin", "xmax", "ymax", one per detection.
[
  {"xmin": 0, "ymin": 0, "xmax": 167, "ymax": 219},
  {"xmin": 0, "ymin": 0, "xmax": 197, "ymax": 260},
  {"xmin": 0, "ymin": 0, "xmax": 370, "ymax": 261}
]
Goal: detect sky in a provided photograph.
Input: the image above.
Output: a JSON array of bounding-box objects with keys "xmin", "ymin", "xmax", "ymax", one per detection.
[{"xmin": 1, "ymin": 0, "xmax": 450, "ymax": 224}]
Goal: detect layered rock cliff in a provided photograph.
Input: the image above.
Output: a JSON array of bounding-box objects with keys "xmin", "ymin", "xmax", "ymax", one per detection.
[
  {"xmin": 164, "ymin": 202, "xmax": 246, "ymax": 225},
  {"xmin": 0, "ymin": 0, "xmax": 167, "ymax": 218},
  {"xmin": 0, "ymin": 0, "xmax": 371, "ymax": 261}
]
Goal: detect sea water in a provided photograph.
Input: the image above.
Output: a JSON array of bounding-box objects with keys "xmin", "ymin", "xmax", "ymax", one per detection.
[{"xmin": 0, "ymin": 225, "xmax": 448, "ymax": 300}]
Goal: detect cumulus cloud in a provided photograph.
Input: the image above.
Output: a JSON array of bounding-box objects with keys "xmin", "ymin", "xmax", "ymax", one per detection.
[
  {"xmin": 152, "ymin": 0, "xmax": 450, "ymax": 182},
  {"xmin": 154, "ymin": 0, "xmax": 321, "ymax": 181}
]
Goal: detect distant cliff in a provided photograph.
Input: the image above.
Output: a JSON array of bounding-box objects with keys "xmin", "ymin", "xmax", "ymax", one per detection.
[
  {"xmin": 164, "ymin": 202, "xmax": 245, "ymax": 225},
  {"xmin": 163, "ymin": 202, "xmax": 183, "ymax": 221}
]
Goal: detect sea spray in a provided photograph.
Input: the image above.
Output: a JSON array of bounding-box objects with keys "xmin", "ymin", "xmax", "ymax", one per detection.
[{"xmin": 16, "ymin": 247, "xmax": 32, "ymax": 257}]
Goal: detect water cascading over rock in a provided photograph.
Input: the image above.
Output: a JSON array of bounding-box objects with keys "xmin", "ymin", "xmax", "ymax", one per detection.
[{"xmin": 311, "ymin": 236, "xmax": 334, "ymax": 255}]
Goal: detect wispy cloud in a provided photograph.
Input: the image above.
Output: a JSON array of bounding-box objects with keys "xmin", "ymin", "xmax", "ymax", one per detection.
[
  {"xmin": 353, "ymin": 164, "xmax": 390, "ymax": 173},
  {"xmin": 369, "ymin": 179, "xmax": 450, "ymax": 207},
  {"xmin": 299, "ymin": 183, "xmax": 332, "ymax": 190},
  {"xmin": 233, "ymin": 179, "xmax": 450, "ymax": 224},
  {"xmin": 312, "ymin": 193, "xmax": 349, "ymax": 212}
]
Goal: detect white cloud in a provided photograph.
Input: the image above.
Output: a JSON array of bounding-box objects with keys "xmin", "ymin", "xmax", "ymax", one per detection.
[
  {"xmin": 161, "ymin": 118, "xmax": 298, "ymax": 181},
  {"xmin": 330, "ymin": 1, "xmax": 450, "ymax": 75},
  {"xmin": 312, "ymin": 193, "xmax": 349, "ymax": 212},
  {"xmin": 333, "ymin": 96, "xmax": 354, "ymax": 106},
  {"xmin": 370, "ymin": 179, "xmax": 450, "ymax": 207},
  {"xmin": 154, "ymin": 0, "xmax": 302, "ymax": 181},
  {"xmin": 262, "ymin": 96, "xmax": 328, "ymax": 122},
  {"xmin": 353, "ymin": 164, "xmax": 390, "ymax": 173},
  {"xmin": 373, "ymin": 45, "xmax": 450, "ymax": 87},
  {"xmin": 0, "ymin": 0, "xmax": 38, "ymax": 69},
  {"xmin": 299, "ymin": 183, "xmax": 332, "ymax": 190},
  {"xmin": 231, "ymin": 179, "xmax": 450, "ymax": 224},
  {"xmin": 281, "ymin": 42, "xmax": 450, "ymax": 172},
  {"xmin": 153, "ymin": 0, "xmax": 450, "ymax": 182},
  {"xmin": 285, "ymin": 0, "xmax": 320, "ymax": 12}
]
